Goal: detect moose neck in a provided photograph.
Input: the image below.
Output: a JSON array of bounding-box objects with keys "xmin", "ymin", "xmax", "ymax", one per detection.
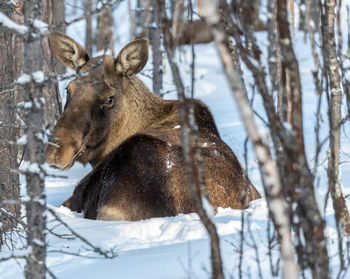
[{"xmin": 91, "ymin": 77, "xmax": 175, "ymax": 165}]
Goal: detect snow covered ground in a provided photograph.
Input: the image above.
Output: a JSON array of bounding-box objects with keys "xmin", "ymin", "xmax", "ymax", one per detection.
[{"xmin": 1, "ymin": 1, "xmax": 350, "ymax": 278}]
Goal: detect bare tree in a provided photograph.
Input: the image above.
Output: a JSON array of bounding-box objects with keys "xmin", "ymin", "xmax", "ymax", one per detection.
[
  {"xmin": 128, "ymin": 0, "xmax": 135, "ymax": 41},
  {"xmin": 85, "ymin": 0, "xmax": 94, "ymax": 55},
  {"xmin": 42, "ymin": 0, "xmax": 62, "ymax": 123},
  {"xmin": 0, "ymin": 0, "xmax": 21, "ymax": 249},
  {"xmin": 52, "ymin": 0, "xmax": 66, "ymax": 77},
  {"xmin": 134, "ymin": 0, "xmax": 152, "ymax": 39},
  {"xmin": 150, "ymin": 0, "xmax": 163, "ymax": 96},
  {"xmin": 321, "ymin": 0, "xmax": 350, "ymax": 237},
  {"xmin": 22, "ymin": 1, "xmax": 48, "ymax": 277},
  {"xmin": 96, "ymin": 0, "xmax": 114, "ymax": 53}
]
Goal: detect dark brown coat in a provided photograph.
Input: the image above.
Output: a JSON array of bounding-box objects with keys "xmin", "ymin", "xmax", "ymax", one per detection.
[{"xmin": 46, "ymin": 32, "xmax": 261, "ymax": 221}]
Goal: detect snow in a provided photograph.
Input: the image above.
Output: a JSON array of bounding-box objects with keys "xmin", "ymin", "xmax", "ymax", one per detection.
[
  {"xmin": 166, "ymin": 157, "xmax": 175, "ymax": 170},
  {"xmin": 16, "ymin": 72, "xmax": 45, "ymax": 85},
  {"xmin": 94, "ymin": 48, "xmax": 114, "ymax": 56},
  {"xmin": 1, "ymin": 1, "xmax": 350, "ymax": 279},
  {"xmin": 33, "ymin": 19, "xmax": 48, "ymax": 33},
  {"xmin": 202, "ymin": 197, "xmax": 215, "ymax": 220},
  {"xmin": 32, "ymin": 71, "xmax": 45, "ymax": 83},
  {"xmin": 0, "ymin": 11, "xmax": 28, "ymax": 34},
  {"xmin": 17, "ymin": 134, "xmax": 27, "ymax": 145},
  {"xmin": 19, "ymin": 162, "xmax": 42, "ymax": 175},
  {"xmin": 16, "ymin": 74, "xmax": 31, "ymax": 84}
]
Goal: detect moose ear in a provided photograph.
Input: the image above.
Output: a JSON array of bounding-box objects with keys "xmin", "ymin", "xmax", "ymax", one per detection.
[
  {"xmin": 49, "ymin": 32, "xmax": 89, "ymax": 70},
  {"xmin": 115, "ymin": 39, "xmax": 148, "ymax": 78}
]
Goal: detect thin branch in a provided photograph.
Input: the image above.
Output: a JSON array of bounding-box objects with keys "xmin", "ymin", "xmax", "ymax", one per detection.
[{"xmin": 46, "ymin": 207, "xmax": 117, "ymax": 259}]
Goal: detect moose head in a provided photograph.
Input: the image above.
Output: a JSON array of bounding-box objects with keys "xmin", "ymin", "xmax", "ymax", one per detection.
[{"xmin": 46, "ymin": 33, "xmax": 149, "ymax": 169}]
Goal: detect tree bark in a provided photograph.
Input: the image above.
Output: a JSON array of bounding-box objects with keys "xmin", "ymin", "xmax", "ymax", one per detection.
[
  {"xmin": 42, "ymin": 0, "xmax": 62, "ymax": 123},
  {"xmin": 275, "ymin": 1, "xmax": 329, "ymax": 277},
  {"xmin": 128, "ymin": 0, "xmax": 135, "ymax": 41},
  {"xmin": 150, "ymin": 0, "xmax": 163, "ymax": 96},
  {"xmin": 0, "ymin": 0, "xmax": 20, "ymax": 249},
  {"xmin": 96, "ymin": 0, "xmax": 114, "ymax": 54},
  {"xmin": 23, "ymin": 1, "xmax": 47, "ymax": 278},
  {"xmin": 134, "ymin": 0, "xmax": 151, "ymax": 39},
  {"xmin": 52, "ymin": 0, "xmax": 66, "ymax": 77},
  {"xmin": 322, "ymin": 0, "xmax": 350, "ymax": 236},
  {"xmin": 85, "ymin": 0, "xmax": 93, "ymax": 55}
]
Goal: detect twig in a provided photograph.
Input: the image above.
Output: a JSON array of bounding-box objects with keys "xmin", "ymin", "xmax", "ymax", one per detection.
[{"xmin": 46, "ymin": 207, "xmax": 117, "ymax": 259}]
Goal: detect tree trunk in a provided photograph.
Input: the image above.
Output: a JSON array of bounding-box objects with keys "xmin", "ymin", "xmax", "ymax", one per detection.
[
  {"xmin": 150, "ymin": 0, "xmax": 163, "ymax": 96},
  {"xmin": 23, "ymin": 0, "xmax": 47, "ymax": 277},
  {"xmin": 128, "ymin": 0, "xmax": 135, "ymax": 41},
  {"xmin": 275, "ymin": 1, "xmax": 329, "ymax": 277},
  {"xmin": 96, "ymin": 0, "xmax": 114, "ymax": 54},
  {"xmin": 266, "ymin": 0, "xmax": 292, "ymax": 123},
  {"xmin": 322, "ymin": 0, "xmax": 350, "ymax": 235},
  {"xmin": 85, "ymin": 0, "xmax": 93, "ymax": 55},
  {"xmin": 0, "ymin": 1, "xmax": 21, "ymax": 249},
  {"xmin": 134, "ymin": 0, "xmax": 151, "ymax": 39},
  {"xmin": 53, "ymin": 0, "xmax": 66, "ymax": 77},
  {"xmin": 42, "ymin": 0, "xmax": 62, "ymax": 122}
]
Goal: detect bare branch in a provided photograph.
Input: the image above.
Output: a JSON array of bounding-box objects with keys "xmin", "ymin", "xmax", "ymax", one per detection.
[{"xmin": 46, "ymin": 208, "xmax": 117, "ymax": 259}]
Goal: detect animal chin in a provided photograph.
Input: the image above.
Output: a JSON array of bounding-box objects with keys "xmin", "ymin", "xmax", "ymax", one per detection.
[
  {"xmin": 73, "ymin": 146, "xmax": 88, "ymax": 164},
  {"xmin": 60, "ymin": 148, "xmax": 86, "ymax": 170}
]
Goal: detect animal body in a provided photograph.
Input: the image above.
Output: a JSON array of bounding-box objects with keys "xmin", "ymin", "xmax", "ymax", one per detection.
[{"xmin": 46, "ymin": 32, "xmax": 261, "ymax": 221}]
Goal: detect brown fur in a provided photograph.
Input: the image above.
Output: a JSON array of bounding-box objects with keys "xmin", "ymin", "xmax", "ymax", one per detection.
[{"xmin": 46, "ymin": 32, "xmax": 261, "ymax": 221}]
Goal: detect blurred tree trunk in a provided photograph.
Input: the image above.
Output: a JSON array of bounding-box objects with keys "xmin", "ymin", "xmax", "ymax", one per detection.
[
  {"xmin": 267, "ymin": 0, "xmax": 291, "ymax": 122},
  {"xmin": 85, "ymin": 0, "xmax": 93, "ymax": 55},
  {"xmin": 150, "ymin": 0, "xmax": 163, "ymax": 96},
  {"xmin": 96, "ymin": 0, "xmax": 114, "ymax": 53},
  {"xmin": 53, "ymin": 0, "xmax": 66, "ymax": 77},
  {"xmin": 134, "ymin": 0, "xmax": 151, "ymax": 39},
  {"xmin": 23, "ymin": 0, "xmax": 47, "ymax": 277},
  {"xmin": 128, "ymin": 0, "xmax": 135, "ymax": 41},
  {"xmin": 0, "ymin": 0, "xmax": 21, "ymax": 249},
  {"xmin": 42, "ymin": 0, "xmax": 62, "ymax": 123},
  {"xmin": 12, "ymin": 0, "xmax": 24, "ymax": 130}
]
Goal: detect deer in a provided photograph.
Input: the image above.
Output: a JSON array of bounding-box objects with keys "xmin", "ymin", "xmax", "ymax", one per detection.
[{"xmin": 45, "ymin": 32, "xmax": 261, "ymax": 221}]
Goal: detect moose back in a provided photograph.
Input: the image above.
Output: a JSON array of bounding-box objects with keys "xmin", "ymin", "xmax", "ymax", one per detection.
[{"xmin": 45, "ymin": 32, "xmax": 261, "ymax": 221}]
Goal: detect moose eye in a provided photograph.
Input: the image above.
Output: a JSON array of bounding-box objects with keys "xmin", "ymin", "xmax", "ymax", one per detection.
[{"xmin": 103, "ymin": 96, "xmax": 114, "ymax": 108}]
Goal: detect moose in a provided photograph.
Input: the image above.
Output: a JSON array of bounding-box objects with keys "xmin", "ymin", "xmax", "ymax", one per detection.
[{"xmin": 46, "ymin": 32, "xmax": 261, "ymax": 221}]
